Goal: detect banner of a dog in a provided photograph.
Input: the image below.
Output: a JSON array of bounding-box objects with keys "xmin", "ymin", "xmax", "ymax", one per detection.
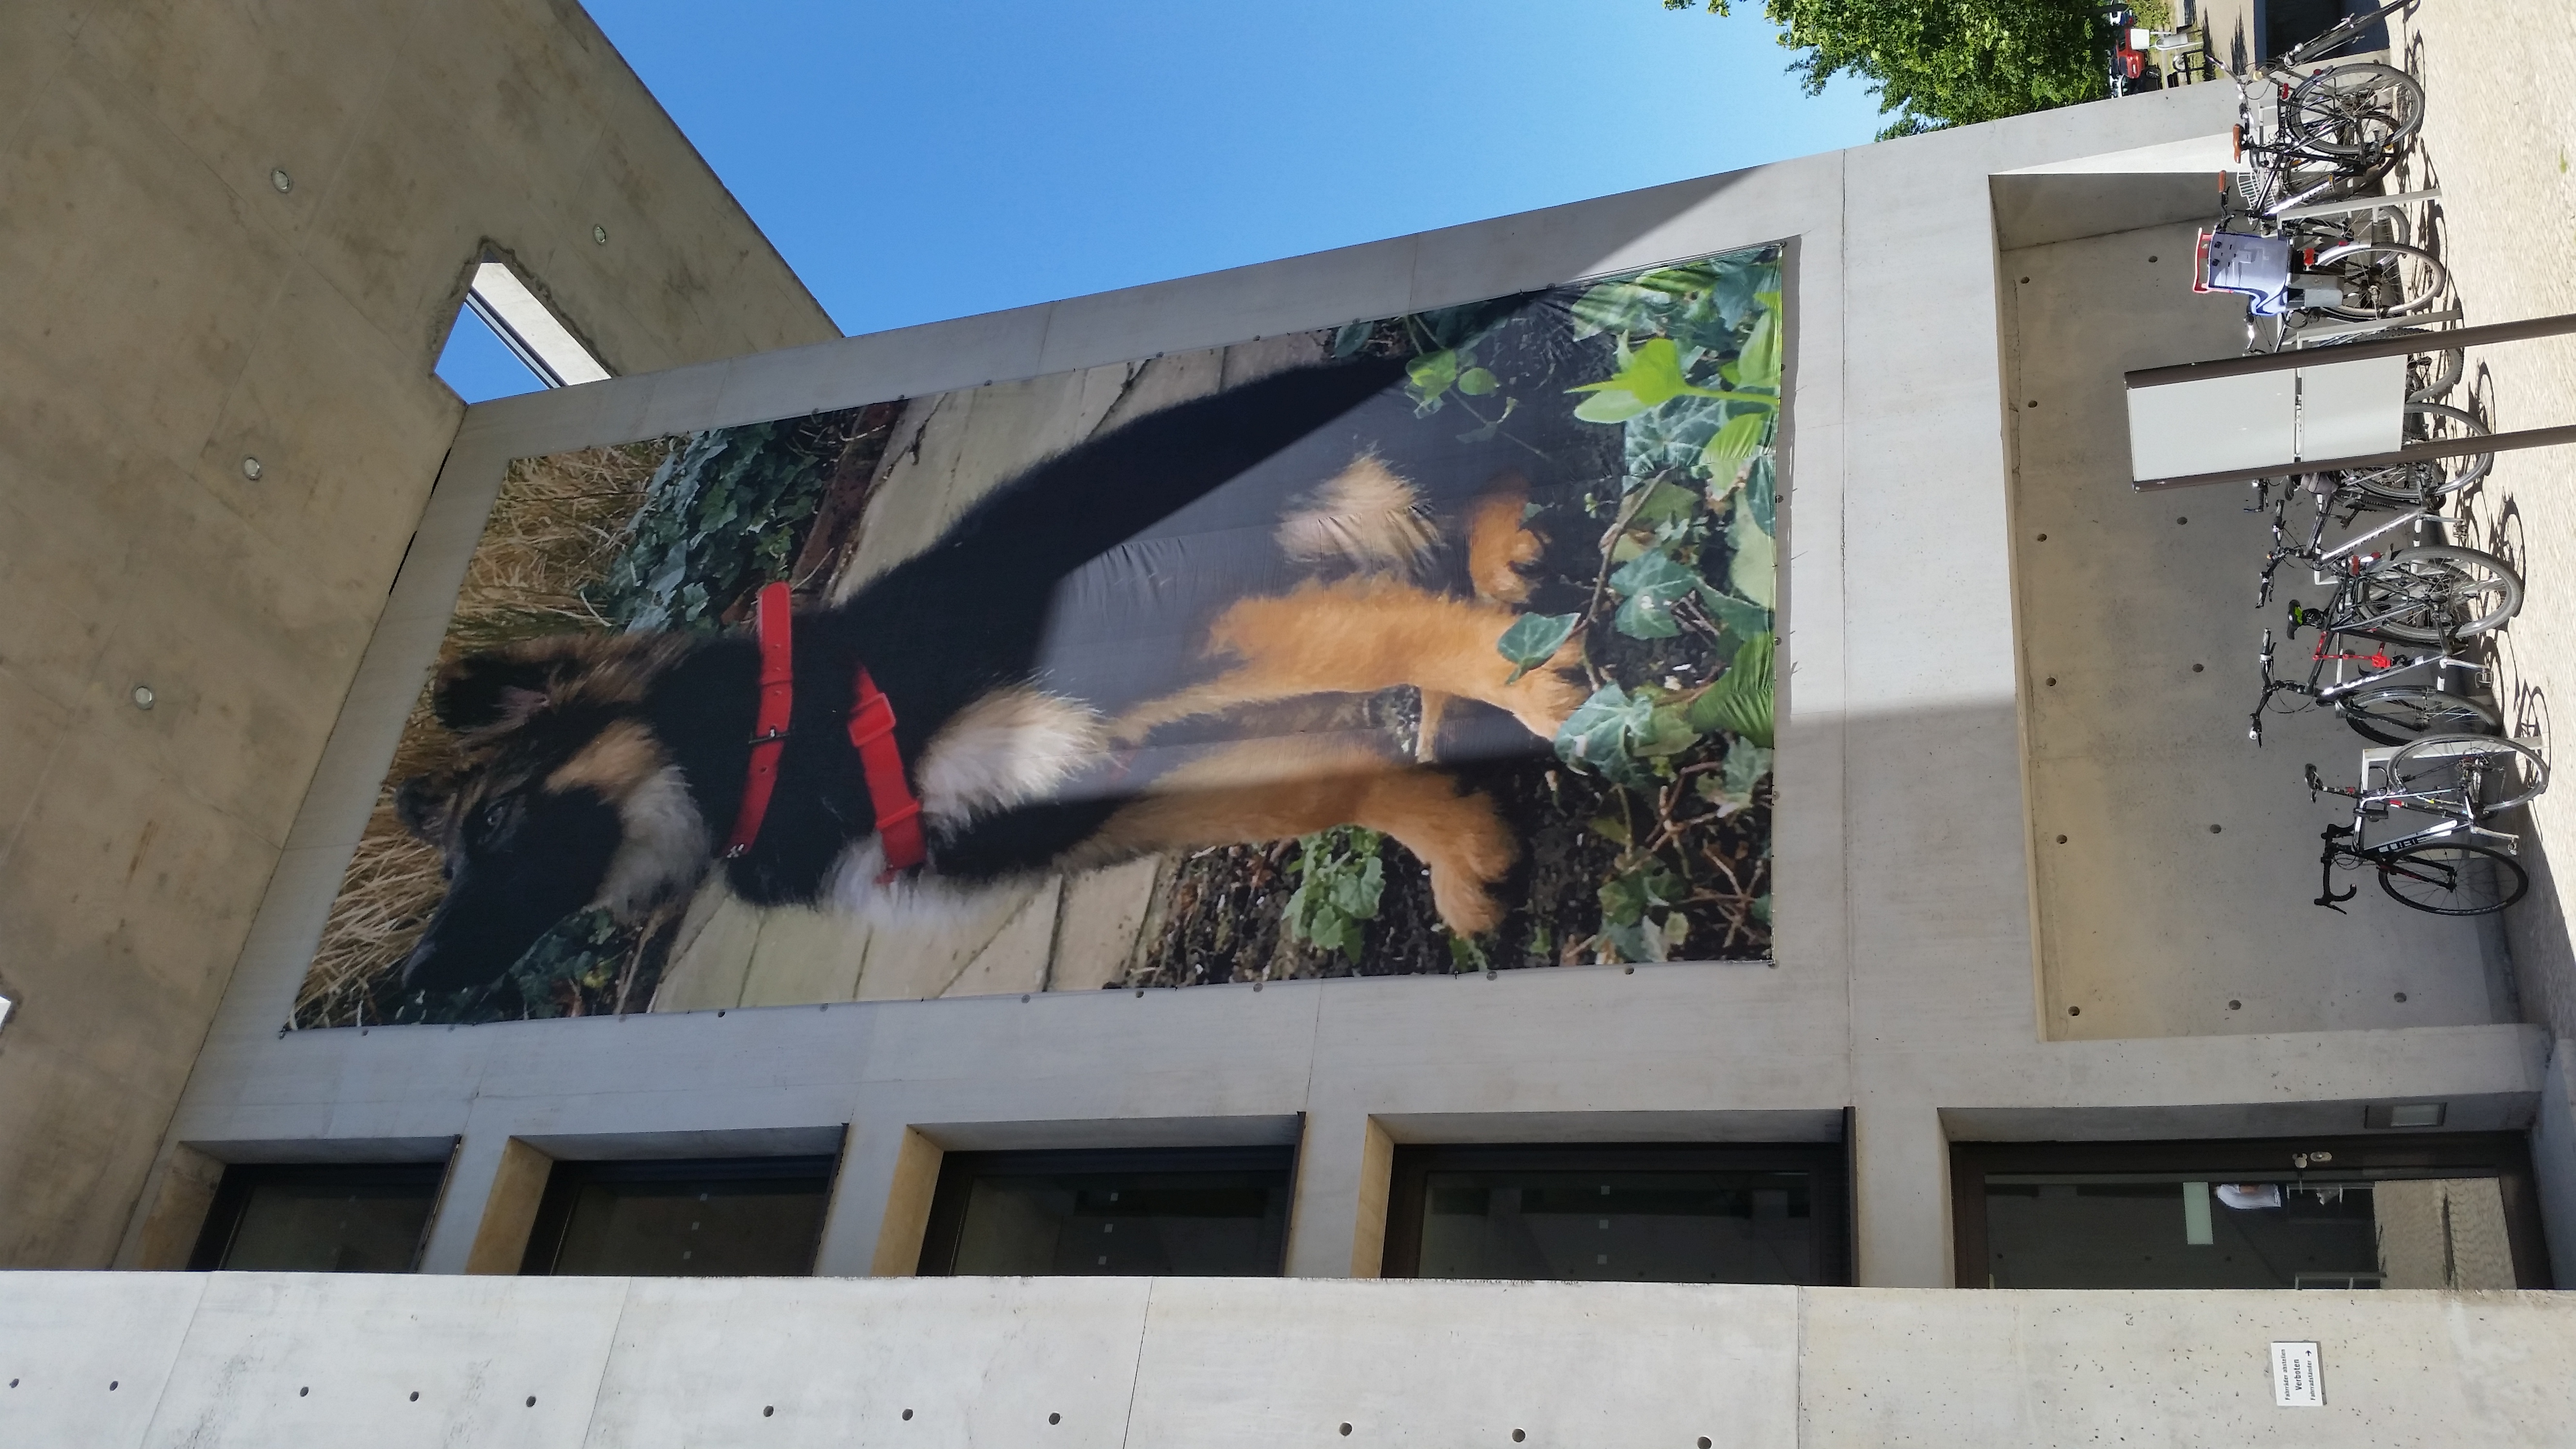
[{"xmin": 300, "ymin": 244, "xmax": 1786, "ymax": 1027}]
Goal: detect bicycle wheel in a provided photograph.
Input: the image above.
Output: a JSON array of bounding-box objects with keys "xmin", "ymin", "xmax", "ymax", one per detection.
[
  {"xmin": 2338, "ymin": 685, "xmax": 2501, "ymax": 746},
  {"xmin": 2345, "ymin": 402, "xmax": 2493, "ymax": 505},
  {"xmin": 2409, "ymin": 347, "xmax": 2464, "ymax": 403},
  {"xmin": 2388, "ymin": 733, "xmax": 2550, "ymax": 816},
  {"xmin": 2349, "ymin": 545, "xmax": 2522, "ymax": 644},
  {"xmin": 2310, "ymin": 242, "xmax": 2447, "ymax": 321},
  {"xmin": 2378, "ymin": 842, "xmax": 2529, "ymax": 916},
  {"xmin": 2286, "ymin": 63, "xmax": 2426, "ymax": 158}
]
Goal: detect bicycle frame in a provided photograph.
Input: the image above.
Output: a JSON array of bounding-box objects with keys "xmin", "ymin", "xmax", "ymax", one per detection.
[
  {"xmin": 2253, "ymin": 478, "xmax": 2444, "ymax": 611},
  {"xmin": 2306, "ymin": 743, "xmax": 2524, "ymax": 913},
  {"xmin": 2249, "ymin": 626, "xmax": 2481, "ymax": 744}
]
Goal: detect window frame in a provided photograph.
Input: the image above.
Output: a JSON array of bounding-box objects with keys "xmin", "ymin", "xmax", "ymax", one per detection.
[
  {"xmin": 518, "ymin": 1154, "xmax": 839, "ymax": 1277},
  {"xmin": 186, "ymin": 1160, "xmax": 450, "ymax": 1272},
  {"xmin": 1380, "ymin": 1142, "xmax": 1852, "ymax": 1284},
  {"xmin": 1950, "ymin": 1133, "xmax": 2550, "ymax": 1289},
  {"xmin": 914, "ymin": 1145, "xmax": 1298, "ymax": 1277}
]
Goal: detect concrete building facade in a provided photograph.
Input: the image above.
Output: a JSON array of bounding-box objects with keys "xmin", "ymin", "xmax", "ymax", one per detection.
[{"xmin": 7, "ymin": 7, "xmax": 2576, "ymax": 1447}]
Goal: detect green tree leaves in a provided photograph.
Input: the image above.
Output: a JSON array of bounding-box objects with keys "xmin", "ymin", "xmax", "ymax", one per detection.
[{"xmin": 1666, "ymin": 0, "xmax": 2112, "ymax": 138}]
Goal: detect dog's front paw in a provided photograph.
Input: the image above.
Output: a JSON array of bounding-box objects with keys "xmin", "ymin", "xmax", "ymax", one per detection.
[{"xmin": 1431, "ymin": 874, "xmax": 1508, "ymax": 937}]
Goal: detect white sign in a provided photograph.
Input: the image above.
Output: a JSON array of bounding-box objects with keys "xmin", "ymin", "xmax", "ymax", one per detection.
[{"xmin": 2271, "ymin": 1341, "xmax": 2325, "ymax": 1407}]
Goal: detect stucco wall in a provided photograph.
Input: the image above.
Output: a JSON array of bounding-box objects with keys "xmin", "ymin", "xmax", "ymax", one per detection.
[{"xmin": 0, "ymin": 0, "xmax": 836, "ymax": 1267}]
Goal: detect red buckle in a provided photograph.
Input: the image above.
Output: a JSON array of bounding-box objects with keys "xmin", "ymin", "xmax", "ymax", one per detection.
[{"xmin": 849, "ymin": 690, "xmax": 896, "ymax": 746}]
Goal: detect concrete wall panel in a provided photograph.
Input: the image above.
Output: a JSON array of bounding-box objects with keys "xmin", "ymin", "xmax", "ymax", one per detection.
[
  {"xmin": 8, "ymin": 1274, "xmax": 2576, "ymax": 1447},
  {"xmin": 0, "ymin": 0, "xmax": 836, "ymax": 1267}
]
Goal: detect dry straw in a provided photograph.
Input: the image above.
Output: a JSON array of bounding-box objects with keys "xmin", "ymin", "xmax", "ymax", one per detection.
[{"xmin": 297, "ymin": 441, "xmax": 672, "ymax": 1027}]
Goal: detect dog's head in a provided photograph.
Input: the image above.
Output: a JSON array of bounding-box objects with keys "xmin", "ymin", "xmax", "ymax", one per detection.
[{"xmin": 394, "ymin": 635, "xmax": 706, "ymax": 995}]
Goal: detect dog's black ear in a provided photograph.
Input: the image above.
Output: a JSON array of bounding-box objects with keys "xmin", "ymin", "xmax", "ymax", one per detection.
[
  {"xmin": 394, "ymin": 775, "xmax": 452, "ymax": 842},
  {"xmin": 432, "ymin": 651, "xmax": 560, "ymax": 732}
]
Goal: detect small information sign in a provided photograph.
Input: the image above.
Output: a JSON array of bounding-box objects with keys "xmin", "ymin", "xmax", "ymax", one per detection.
[{"xmin": 2271, "ymin": 1341, "xmax": 2324, "ymax": 1407}]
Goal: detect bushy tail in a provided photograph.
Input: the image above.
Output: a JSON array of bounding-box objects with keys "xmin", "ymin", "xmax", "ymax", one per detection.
[
  {"xmin": 1275, "ymin": 451, "xmax": 1436, "ymax": 578},
  {"xmin": 912, "ymin": 354, "xmax": 1408, "ymax": 586}
]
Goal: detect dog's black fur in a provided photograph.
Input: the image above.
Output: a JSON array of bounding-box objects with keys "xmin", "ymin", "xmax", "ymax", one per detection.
[{"xmin": 402, "ymin": 354, "xmax": 1592, "ymax": 993}]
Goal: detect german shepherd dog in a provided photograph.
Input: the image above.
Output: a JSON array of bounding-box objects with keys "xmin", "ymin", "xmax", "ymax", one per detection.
[{"xmin": 395, "ymin": 356, "xmax": 1592, "ymax": 994}]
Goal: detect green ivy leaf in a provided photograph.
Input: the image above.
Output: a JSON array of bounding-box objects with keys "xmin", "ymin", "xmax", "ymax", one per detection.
[
  {"xmin": 1685, "ymin": 630, "xmax": 1776, "ymax": 749},
  {"xmin": 1734, "ymin": 294, "xmax": 1785, "ymax": 390},
  {"xmin": 1554, "ymin": 684, "xmax": 1656, "ymax": 787},
  {"xmin": 1457, "ymin": 366, "xmax": 1499, "ymax": 396},
  {"xmin": 1746, "ymin": 452, "xmax": 1777, "ymax": 535},
  {"xmin": 1699, "ymin": 410, "xmax": 1772, "ymax": 493},
  {"xmin": 1574, "ymin": 388, "xmax": 1654, "ymax": 425},
  {"xmin": 1608, "ymin": 548, "xmax": 1703, "ymax": 641},
  {"xmin": 1632, "ymin": 701, "xmax": 1701, "ymax": 757},
  {"xmin": 1728, "ymin": 491, "xmax": 1777, "ymax": 610},
  {"xmin": 1629, "ymin": 478, "xmax": 1702, "ymax": 528},
  {"xmin": 1408, "ymin": 349, "xmax": 1459, "ymax": 396},
  {"xmin": 1705, "ymin": 590, "xmax": 1772, "ymax": 641},
  {"xmin": 1497, "ymin": 612, "xmax": 1580, "ymax": 683}
]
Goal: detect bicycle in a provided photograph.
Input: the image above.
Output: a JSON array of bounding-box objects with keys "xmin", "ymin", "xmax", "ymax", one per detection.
[
  {"xmin": 2194, "ymin": 225, "xmax": 2447, "ymax": 329},
  {"xmin": 2252, "ymin": 625, "xmax": 2496, "ymax": 745},
  {"xmin": 2303, "ymin": 732, "xmax": 2546, "ymax": 915},
  {"xmin": 2329, "ymin": 401, "xmax": 2490, "ymax": 504},
  {"xmin": 2227, "ymin": 0, "xmax": 2426, "ymax": 219},
  {"xmin": 2252, "ymin": 487, "xmax": 2521, "ymax": 649}
]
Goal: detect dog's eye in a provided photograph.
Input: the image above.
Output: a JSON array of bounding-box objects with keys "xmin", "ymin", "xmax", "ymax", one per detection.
[{"xmin": 477, "ymin": 799, "xmax": 516, "ymax": 836}]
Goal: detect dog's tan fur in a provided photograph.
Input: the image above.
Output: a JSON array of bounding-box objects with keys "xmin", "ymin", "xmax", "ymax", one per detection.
[
  {"xmin": 1115, "ymin": 576, "xmax": 1587, "ymax": 745},
  {"xmin": 1464, "ymin": 471, "xmax": 1543, "ymax": 605},
  {"xmin": 1274, "ymin": 451, "xmax": 1438, "ymax": 576},
  {"xmin": 1085, "ymin": 739, "xmax": 1519, "ymax": 934}
]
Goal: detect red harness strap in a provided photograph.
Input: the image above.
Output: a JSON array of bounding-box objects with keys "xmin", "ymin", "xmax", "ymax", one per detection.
[
  {"xmin": 721, "ymin": 580, "xmax": 928, "ymax": 876},
  {"xmin": 849, "ymin": 669, "xmax": 926, "ymax": 877},
  {"xmin": 722, "ymin": 582, "xmax": 797, "ymax": 858}
]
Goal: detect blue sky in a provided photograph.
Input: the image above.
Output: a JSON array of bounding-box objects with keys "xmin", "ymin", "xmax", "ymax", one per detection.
[{"xmin": 440, "ymin": 1, "xmax": 1886, "ymax": 401}]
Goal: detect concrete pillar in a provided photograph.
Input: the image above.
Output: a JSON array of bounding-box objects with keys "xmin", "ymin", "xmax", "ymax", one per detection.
[
  {"xmin": 418, "ymin": 1133, "xmax": 550, "ymax": 1275},
  {"xmin": 813, "ymin": 1120, "xmax": 936, "ymax": 1277},
  {"xmin": 1282, "ymin": 1109, "xmax": 1387, "ymax": 1278},
  {"xmin": 2530, "ymin": 1039, "xmax": 2576, "ymax": 1288},
  {"xmin": 1852, "ymin": 1095, "xmax": 1953, "ymax": 1287}
]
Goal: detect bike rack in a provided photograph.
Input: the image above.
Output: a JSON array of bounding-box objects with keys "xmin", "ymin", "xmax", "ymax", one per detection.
[{"xmin": 2125, "ymin": 310, "xmax": 2576, "ymax": 490}]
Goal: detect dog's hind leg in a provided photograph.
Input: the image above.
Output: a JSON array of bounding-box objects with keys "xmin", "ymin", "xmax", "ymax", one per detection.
[
  {"xmin": 1116, "ymin": 579, "xmax": 1586, "ymax": 744},
  {"xmin": 1414, "ymin": 688, "xmax": 1450, "ymax": 764},
  {"xmin": 1086, "ymin": 743, "xmax": 1517, "ymax": 935}
]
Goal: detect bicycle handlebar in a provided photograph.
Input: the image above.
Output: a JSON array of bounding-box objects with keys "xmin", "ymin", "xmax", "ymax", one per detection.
[{"xmin": 2315, "ymin": 826, "xmax": 2359, "ymax": 911}]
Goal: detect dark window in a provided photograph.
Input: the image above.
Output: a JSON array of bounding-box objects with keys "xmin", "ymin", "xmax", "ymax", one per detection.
[
  {"xmin": 1383, "ymin": 1144, "xmax": 1850, "ymax": 1284},
  {"xmin": 188, "ymin": 1162, "xmax": 446, "ymax": 1272},
  {"xmin": 917, "ymin": 1147, "xmax": 1294, "ymax": 1276},
  {"xmin": 2263, "ymin": 0, "xmax": 2387, "ymax": 60},
  {"xmin": 1953, "ymin": 1135, "xmax": 2549, "ymax": 1289},
  {"xmin": 521, "ymin": 1156, "xmax": 835, "ymax": 1276}
]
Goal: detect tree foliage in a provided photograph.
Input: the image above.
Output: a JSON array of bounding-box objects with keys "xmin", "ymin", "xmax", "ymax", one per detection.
[{"xmin": 1672, "ymin": 0, "xmax": 2111, "ymax": 138}]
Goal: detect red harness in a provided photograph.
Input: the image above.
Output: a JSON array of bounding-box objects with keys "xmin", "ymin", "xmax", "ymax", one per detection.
[{"xmin": 721, "ymin": 582, "xmax": 927, "ymax": 876}]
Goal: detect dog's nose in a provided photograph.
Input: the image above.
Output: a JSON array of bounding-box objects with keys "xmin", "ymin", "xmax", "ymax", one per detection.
[{"xmin": 398, "ymin": 936, "xmax": 483, "ymax": 994}]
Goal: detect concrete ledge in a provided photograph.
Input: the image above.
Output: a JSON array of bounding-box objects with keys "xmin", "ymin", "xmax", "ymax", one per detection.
[{"xmin": 3, "ymin": 1272, "xmax": 2572, "ymax": 1447}]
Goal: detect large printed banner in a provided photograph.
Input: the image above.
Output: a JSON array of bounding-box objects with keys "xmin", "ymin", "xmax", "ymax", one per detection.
[{"xmin": 300, "ymin": 245, "xmax": 1787, "ymax": 1028}]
